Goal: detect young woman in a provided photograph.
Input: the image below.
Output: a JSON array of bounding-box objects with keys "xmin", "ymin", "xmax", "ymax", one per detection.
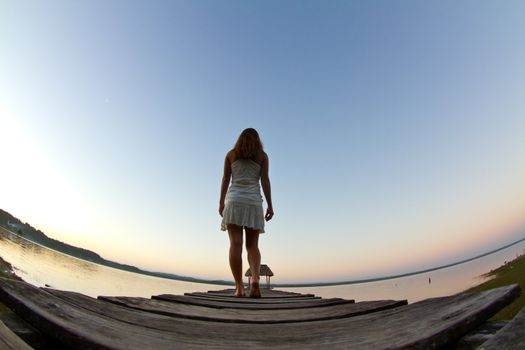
[{"xmin": 219, "ymin": 128, "xmax": 274, "ymax": 297}]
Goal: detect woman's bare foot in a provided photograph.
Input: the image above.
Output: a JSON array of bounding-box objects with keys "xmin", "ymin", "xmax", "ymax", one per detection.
[
  {"xmin": 249, "ymin": 281, "xmax": 261, "ymax": 298},
  {"xmin": 234, "ymin": 286, "xmax": 245, "ymax": 297}
]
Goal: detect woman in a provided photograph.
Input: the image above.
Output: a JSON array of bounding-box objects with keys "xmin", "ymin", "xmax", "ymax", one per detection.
[{"xmin": 219, "ymin": 128, "xmax": 274, "ymax": 298}]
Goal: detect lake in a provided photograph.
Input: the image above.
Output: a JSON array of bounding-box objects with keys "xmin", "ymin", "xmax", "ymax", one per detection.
[{"xmin": 1, "ymin": 227, "xmax": 524, "ymax": 303}]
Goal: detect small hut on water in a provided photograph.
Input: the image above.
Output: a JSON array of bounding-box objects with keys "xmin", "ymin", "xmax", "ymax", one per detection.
[{"xmin": 245, "ymin": 264, "xmax": 274, "ymax": 288}]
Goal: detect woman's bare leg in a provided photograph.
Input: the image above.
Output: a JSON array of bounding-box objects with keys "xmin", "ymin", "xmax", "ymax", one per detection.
[
  {"xmin": 227, "ymin": 224, "xmax": 245, "ymax": 296},
  {"xmin": 245, "ymin": 228, "xmax": 261, "ymax": 297}
]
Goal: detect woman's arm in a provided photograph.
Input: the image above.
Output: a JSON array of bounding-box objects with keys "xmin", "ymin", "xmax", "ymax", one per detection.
[
  {"xmin": 260, "ymin": 152, "xmax": 274, "ymax": 221},
  {"xmin": 219, "ymin": 153, "xmax": 232, "ymax": 216}
]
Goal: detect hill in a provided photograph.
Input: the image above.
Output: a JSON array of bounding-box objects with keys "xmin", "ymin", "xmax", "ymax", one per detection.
[{"xmin": 0, "ymin": 208, "xmax": 231, "ymax": 285}]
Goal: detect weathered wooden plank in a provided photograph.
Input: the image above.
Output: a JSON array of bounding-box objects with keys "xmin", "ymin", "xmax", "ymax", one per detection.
[
  {"xmin": 78, "ymin": 293, "xmax": 406, "ymax": 323},
  {"xmin": 208, "ymin": 288, "xmax": 299, "ymax": 294},
  {"xmin": 164, "ymin": 294, "xmax": 330, "ymax": 304},
  {"xmin": 0, "ymin": 312, "xmax": 68, "ymax": 350},
  {"xmin": 152, "ymin": 294, "xmax": 354, "ymax": 309},
  {"xmin": 0, "ymin": 278, "xmax": 520, "ymax": 350},
  {"xmin": 454, "ymin": 320, "xmax": 508, "ymax": 350},
  {"xmin": 479, "ymin": 306, "xmax": 525, "ymax": 350},
  {"xmin": 185, "ymin": 292, "xmax": 320, "ymax": 300},
  {"xmin": 1, "ymin": 279, "xmax": 201, "ymax": 349},
  {"xmin": 180, "ymin": 293, "xmax": 322, "ymax": 302},
  {"xmin": 205, "ymin": 289, "xmax": 316, "ymax": 298},
  {"xmin": 0, "ymin": 320, "xmax": 34, "ymax": 350}
]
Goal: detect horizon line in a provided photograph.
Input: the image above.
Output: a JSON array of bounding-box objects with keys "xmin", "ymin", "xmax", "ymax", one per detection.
[
  {"xmin": 2, "ymin": 221, "xmax": 524, "ymax": 288},
  {"xmin": 273, "ymin": 235, "xmax": 525, "ymax": 288}
]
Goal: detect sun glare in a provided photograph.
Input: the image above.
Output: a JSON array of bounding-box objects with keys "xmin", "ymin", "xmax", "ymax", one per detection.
[{"xmin": 0, "ymin": 114, "xmax": 93, "ymax": 242}]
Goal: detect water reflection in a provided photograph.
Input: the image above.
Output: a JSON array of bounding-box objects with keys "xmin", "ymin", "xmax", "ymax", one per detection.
[
  {"xmin": 1, "ymin": 227, "xmax": 524, "ymax": 302},
  {"xmin": 289, "ymin": 243, "xmax": 525, "ymax": 302},
  {"xmin": 0, "ymin": 228, "xmax": 223, "ymax": 298}
]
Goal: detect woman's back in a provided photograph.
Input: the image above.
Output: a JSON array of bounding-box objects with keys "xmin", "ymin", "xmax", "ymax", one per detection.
[
  {"xmin": 231, "ymin": 159, "xmax": 261, "ymax": 184},
  {"xmin": 219, "ymin": 128, "xmax": 273, "ymax": 298},
  {"xmin": 226, "ymin": 159, "xmax": 263, "ymax": 205}
]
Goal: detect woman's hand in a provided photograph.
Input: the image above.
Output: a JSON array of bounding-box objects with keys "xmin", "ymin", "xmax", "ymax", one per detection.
[
  {"xmin": 219, "ymin": 203, "xmax": 225, "ymax": 217},
  {"xmin": 265, "ymin": 207, "xmax": 274, "ymax": 221}
]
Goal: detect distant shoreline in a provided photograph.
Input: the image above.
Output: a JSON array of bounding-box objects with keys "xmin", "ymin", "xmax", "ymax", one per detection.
[
  {"xmin": 1, "ymin": 224, "xmax": 524, "ymax": 288},
  {"xmin": 277, "ymin": 236, "xmax": 525, "ymax": 287},
  {"xmin": 1, "ymin": 208, "xmax": 524, "ymax": 287},
  {"xmin": 0, "ymin": 207, "xmax": 234, "ymax": 286},
  {"xmin": 0, "ymin": 226, "xmax": 233, "ymax": 286}
]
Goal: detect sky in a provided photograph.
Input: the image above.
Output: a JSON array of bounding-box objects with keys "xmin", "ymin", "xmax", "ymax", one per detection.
[{"xmin": 1, "ymin": 0, "xmax": 525, "ymax": 283}]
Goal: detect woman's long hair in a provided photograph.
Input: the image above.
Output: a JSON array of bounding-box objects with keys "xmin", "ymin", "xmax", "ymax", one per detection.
[{"xmin": 233, "ymin": 128, "xmax": 263, "ymax": 160}]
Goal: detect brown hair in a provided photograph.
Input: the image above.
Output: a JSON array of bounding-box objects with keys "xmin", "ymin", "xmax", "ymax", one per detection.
[{"xmin": 232, "ymin": 128, "xmax": 264, "ymax": 160}]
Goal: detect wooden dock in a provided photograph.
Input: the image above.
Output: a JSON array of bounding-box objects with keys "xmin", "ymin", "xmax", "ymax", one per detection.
[{"xmin": 0, "ymin": 277, "xmax": 523, "ymax": 349}]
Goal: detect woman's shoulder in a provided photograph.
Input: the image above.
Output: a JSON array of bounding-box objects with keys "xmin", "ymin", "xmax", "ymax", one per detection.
[
  {"xmin": 259, "ymin": 151, "xmax": 269, "ymax": 163},
  {"xmin": 226, "ymin": 149, "xmax": 236, "ymax": 162}
]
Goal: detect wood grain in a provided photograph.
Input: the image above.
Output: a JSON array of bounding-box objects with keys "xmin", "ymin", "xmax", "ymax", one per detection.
[
  {"xmin": 185, "ymin": 291, "xmax": 320, "ymax": 300},
  {"xmin": 479, "ymin": 306, "xmax": 525, "ymax": 350},
  {"xmin": 88, "ymin": 294, "xmax": 406, "ymax": 323},
  {"xmin": 152, "ymin": 293, "xmax": 354, "ymax": 309},
  {"xmin": 0, "ymin": 278, "xmax": 520, "ymax": 349},
  {"xmin": 203, "ymin": 289, "xmax": 316, "ymax": 298},
  {"xmin": 166, "ymin": 293, "xmax": 326, "ymax": 304},
  {"xmin": 0, "ymin": 320, "xmax": 34, "ymax": 350}
]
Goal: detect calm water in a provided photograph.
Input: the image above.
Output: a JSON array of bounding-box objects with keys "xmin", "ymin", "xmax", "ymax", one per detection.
[{"xmin": 1, "ymin": 227, "xmax": 524, "ymax": 303}]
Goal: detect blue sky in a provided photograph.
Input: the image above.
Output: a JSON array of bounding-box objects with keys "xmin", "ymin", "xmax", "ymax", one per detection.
[{"xmin": 1, "ymin": 1, "xmax": 525, "ymax": 282}]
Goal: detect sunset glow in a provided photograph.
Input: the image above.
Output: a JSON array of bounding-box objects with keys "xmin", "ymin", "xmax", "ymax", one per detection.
[{"xmin": 1, "ymin": 1, "xmax": 524, "ymax": 283}]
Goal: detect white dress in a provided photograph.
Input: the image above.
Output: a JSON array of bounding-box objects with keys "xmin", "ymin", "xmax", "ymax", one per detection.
[{"xmin": 221, "ymin": 159, "xmax": 265, "ymax": 233}]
